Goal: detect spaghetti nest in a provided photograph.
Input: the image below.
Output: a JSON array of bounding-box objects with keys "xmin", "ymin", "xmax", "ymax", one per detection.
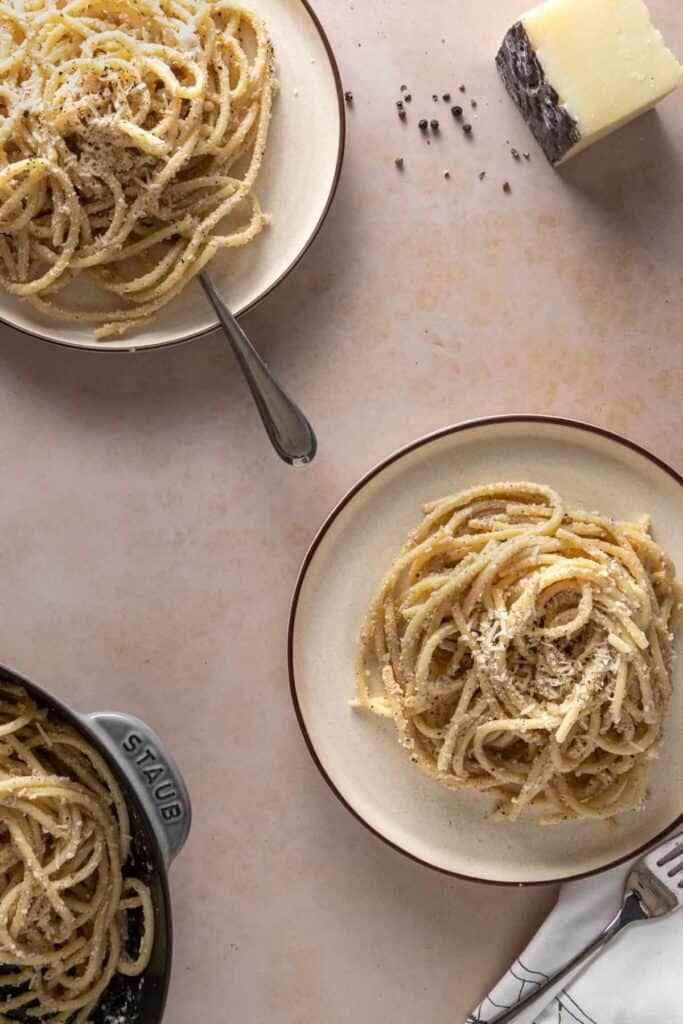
[
  {"xmin": 0, "ymin": 0, "xmax": 275, "ymax": 338},
  {"xmin": 0, "ymin": 685, "xmax": 153, "ymax": 1022},
  {"xmin": 355, "ymin": 483, "xmax": 681, "ymax": 824}
]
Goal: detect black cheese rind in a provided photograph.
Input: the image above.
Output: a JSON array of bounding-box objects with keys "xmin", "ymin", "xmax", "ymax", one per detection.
[{"xmin": 496, "ymin": 21, "xmax": 581, "ymax": 165}]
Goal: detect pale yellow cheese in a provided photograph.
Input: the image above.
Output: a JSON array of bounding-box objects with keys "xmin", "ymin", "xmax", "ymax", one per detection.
[{"xmin": 522, "ymin": 0, "xmax": 682, "ymax": 162}]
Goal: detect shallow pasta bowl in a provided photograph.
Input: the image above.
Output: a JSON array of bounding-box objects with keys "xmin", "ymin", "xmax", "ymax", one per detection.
[
  {"xmin": 0, "ymin": 0, "xmax": 344, "ymax": 352},
  {"xmin": 288, "ymin": 416, "xmax": 683, "ymax": 885},
  {"xmin": 0, "ymin": 662, "xmax": 191, "ymax": 1023}
]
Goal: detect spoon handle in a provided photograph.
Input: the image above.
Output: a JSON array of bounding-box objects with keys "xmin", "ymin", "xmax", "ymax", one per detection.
[{"xmin": 200, "ymin": 271, "xmax": 317, "ymax": 466}]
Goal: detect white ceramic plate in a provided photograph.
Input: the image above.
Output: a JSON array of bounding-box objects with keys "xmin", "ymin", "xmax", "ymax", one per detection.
[
  {"xmin": 0, "ymin": 0, "xmax": 344, "ymax": 352},
  {"xmin": 289, "ymin": 417, "xmax": 683, "ymax": 884}
]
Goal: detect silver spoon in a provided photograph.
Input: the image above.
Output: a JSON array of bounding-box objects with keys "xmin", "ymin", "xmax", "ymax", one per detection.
[{"xmin": 200, "ymin": 271, "xmax": 317, "ymax": 466}]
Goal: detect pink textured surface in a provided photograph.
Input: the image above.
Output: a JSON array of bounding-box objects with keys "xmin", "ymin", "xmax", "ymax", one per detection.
[{"xmin": 1, "ymin": 0, "xmax": 682, "ymax": 1019}]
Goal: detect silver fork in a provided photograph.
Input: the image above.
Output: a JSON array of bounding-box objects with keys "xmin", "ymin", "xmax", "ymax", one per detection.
[{"xmin": 478, "ymin": 830, "xmax": 683, "ymax": 1024}]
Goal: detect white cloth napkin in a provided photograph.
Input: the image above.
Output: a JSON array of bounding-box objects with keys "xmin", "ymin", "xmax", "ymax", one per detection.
[{"xmin": 467, "ymin": 834, "xmax": 683, "ymax": 1024}]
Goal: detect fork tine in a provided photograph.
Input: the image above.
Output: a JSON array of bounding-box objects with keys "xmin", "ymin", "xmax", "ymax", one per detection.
[
  {"xmin": 656, "ymin": 838, "xmax": 683, "ymax": 866},
  {"xmin": 667, "ymin": 857, "xmax": 683, "ymax": 878}
]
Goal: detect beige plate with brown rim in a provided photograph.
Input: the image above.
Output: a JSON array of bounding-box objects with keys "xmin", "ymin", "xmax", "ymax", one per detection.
[
  {"xmin": 289, "ymin": 417, "xmax": 683, "ymax": 884},
  {"xmin": 0, "ymin": 0, "xmax": 344, "ymax": 351}
]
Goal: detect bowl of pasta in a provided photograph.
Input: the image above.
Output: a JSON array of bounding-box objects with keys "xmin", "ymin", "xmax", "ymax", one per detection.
[
  {"xmin": 0, "ymin": 0, "xmax": 344, "ymax": 350},
  {"xmin": 289, "ymin": 416, "xmax": 683, "ymax": 884},
  {"xmin": 0, "ymin": 662, "xmax": 191, "ymax": 1023}
]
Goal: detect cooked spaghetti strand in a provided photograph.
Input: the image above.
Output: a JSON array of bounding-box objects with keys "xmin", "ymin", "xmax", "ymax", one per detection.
[
  {"xmin": 355, "ymin": 483, "xmax": 681, "ymax": 823},
  {"xmin": 0, "ymin": 685, "xmax": 153, "ymax": 1022},
  {"xmin": 0, "ymin": 0, "xmax": 276, "ymax": 338}
]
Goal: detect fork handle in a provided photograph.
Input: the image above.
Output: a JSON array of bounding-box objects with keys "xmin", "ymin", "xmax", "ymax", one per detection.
[{"xmin": 480, "ymin": 891, "xmax": 645, "ymax": 1024}]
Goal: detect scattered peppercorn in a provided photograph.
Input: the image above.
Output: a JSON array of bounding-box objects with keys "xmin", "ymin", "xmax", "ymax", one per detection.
[
  {"xmin": 463, "ymin": 124, "xmax": 473, "ymax": 136},
  {"xmin": 418, "ymin": 119, "xmax": 428, "ymax": 131},
  {"xmin": 432, "ymin": 94, "xmax": 438, "ymax": 101},
  {"xmin": 444, "ymin": 170, "xmax": 451, "ymax": 178},
  {"xmin": 400, "ymin": 84, "xmax": 407, "ymax": 92},
  {"xmin": 396, "ymin": 99, "xmax": 403, "ymax": 108},
  {"xmin": 344, "ymin": 90, "xmax": 353, "ymax": 103},
  {"xmin": 395, "ymin": 157, "xmax": 404, "ymax": 169},
  {"xmin": 442, "ymin": 92, "xmax": 451, "ymax": 101},
  {"xmin": 523, "ymin": 152, "xmax": 531, "ymax": 160},
  {"xmin": 511, "ymin": 148, "xmax": 520, "ymax": 160},
  {"xmin": 430, "ymin": 119, "xmax": 439, "ymax": 131},
  {"xmin": 478, "ymin": 170, "xmax": 486, "ymax": 180},
  {"xmin": 459, "ymin": 84, "xmax": 466, "ymax": 92},
  {"xmin": 451, "ymin": 105, "xmax": 463, "ymax": 118},
  {"xmin": 398, "ymin": 109, "xmax": 406, "ymax": 120},
  {"xmin": 471, "ymin": 99, "xmax": 477, "ymax": 108},
  {"xmin": 404, "ymin": 93, "xmax": 412, "ymax": 102},
  {"xmin": 503, "ymin": 181, "xmax": 511, "ymax": 193}
]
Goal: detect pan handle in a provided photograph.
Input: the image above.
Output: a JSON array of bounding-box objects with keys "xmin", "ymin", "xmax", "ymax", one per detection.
[{"xmin": 85, "ymin": 712, "xmax": 192, "ymax": 869}]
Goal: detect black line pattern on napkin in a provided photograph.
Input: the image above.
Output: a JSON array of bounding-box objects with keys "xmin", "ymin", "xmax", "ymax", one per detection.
[
  {"xmin": 555, "ymin": 991, "xmax": 597, "ymax": 1024},
  {"xmin": 510, "ymin": 958, "xmax": 550, "ymax": 1003},
  {"xmin": 466, "ymin": 958, "xmax": 550, "ymax": 1023},
  {"xmin": 466, "ymin": 1008, "xmax": 491, "ymax": 1024},
  {"xmin": 467, "ymin": 962, "xmax": 597, "ymax": 1024},
  {"xmin": 518, "ymin": 958, "xmax": 550, "ymax": 982}
]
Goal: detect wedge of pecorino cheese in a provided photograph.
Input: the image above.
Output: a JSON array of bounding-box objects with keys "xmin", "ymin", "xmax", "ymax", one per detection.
[{"xmin": 496, "ymin": 0, "xmax": 682, "ymax": 165}]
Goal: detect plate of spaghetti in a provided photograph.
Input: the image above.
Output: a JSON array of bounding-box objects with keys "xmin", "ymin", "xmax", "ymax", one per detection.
[
  {"xmin": 0, "ymin": 0, "xmax": 343, "ymax": 349},
  {"xmin": 289, "ymin": 417, "xmax": 683, "ymax": 884}
]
